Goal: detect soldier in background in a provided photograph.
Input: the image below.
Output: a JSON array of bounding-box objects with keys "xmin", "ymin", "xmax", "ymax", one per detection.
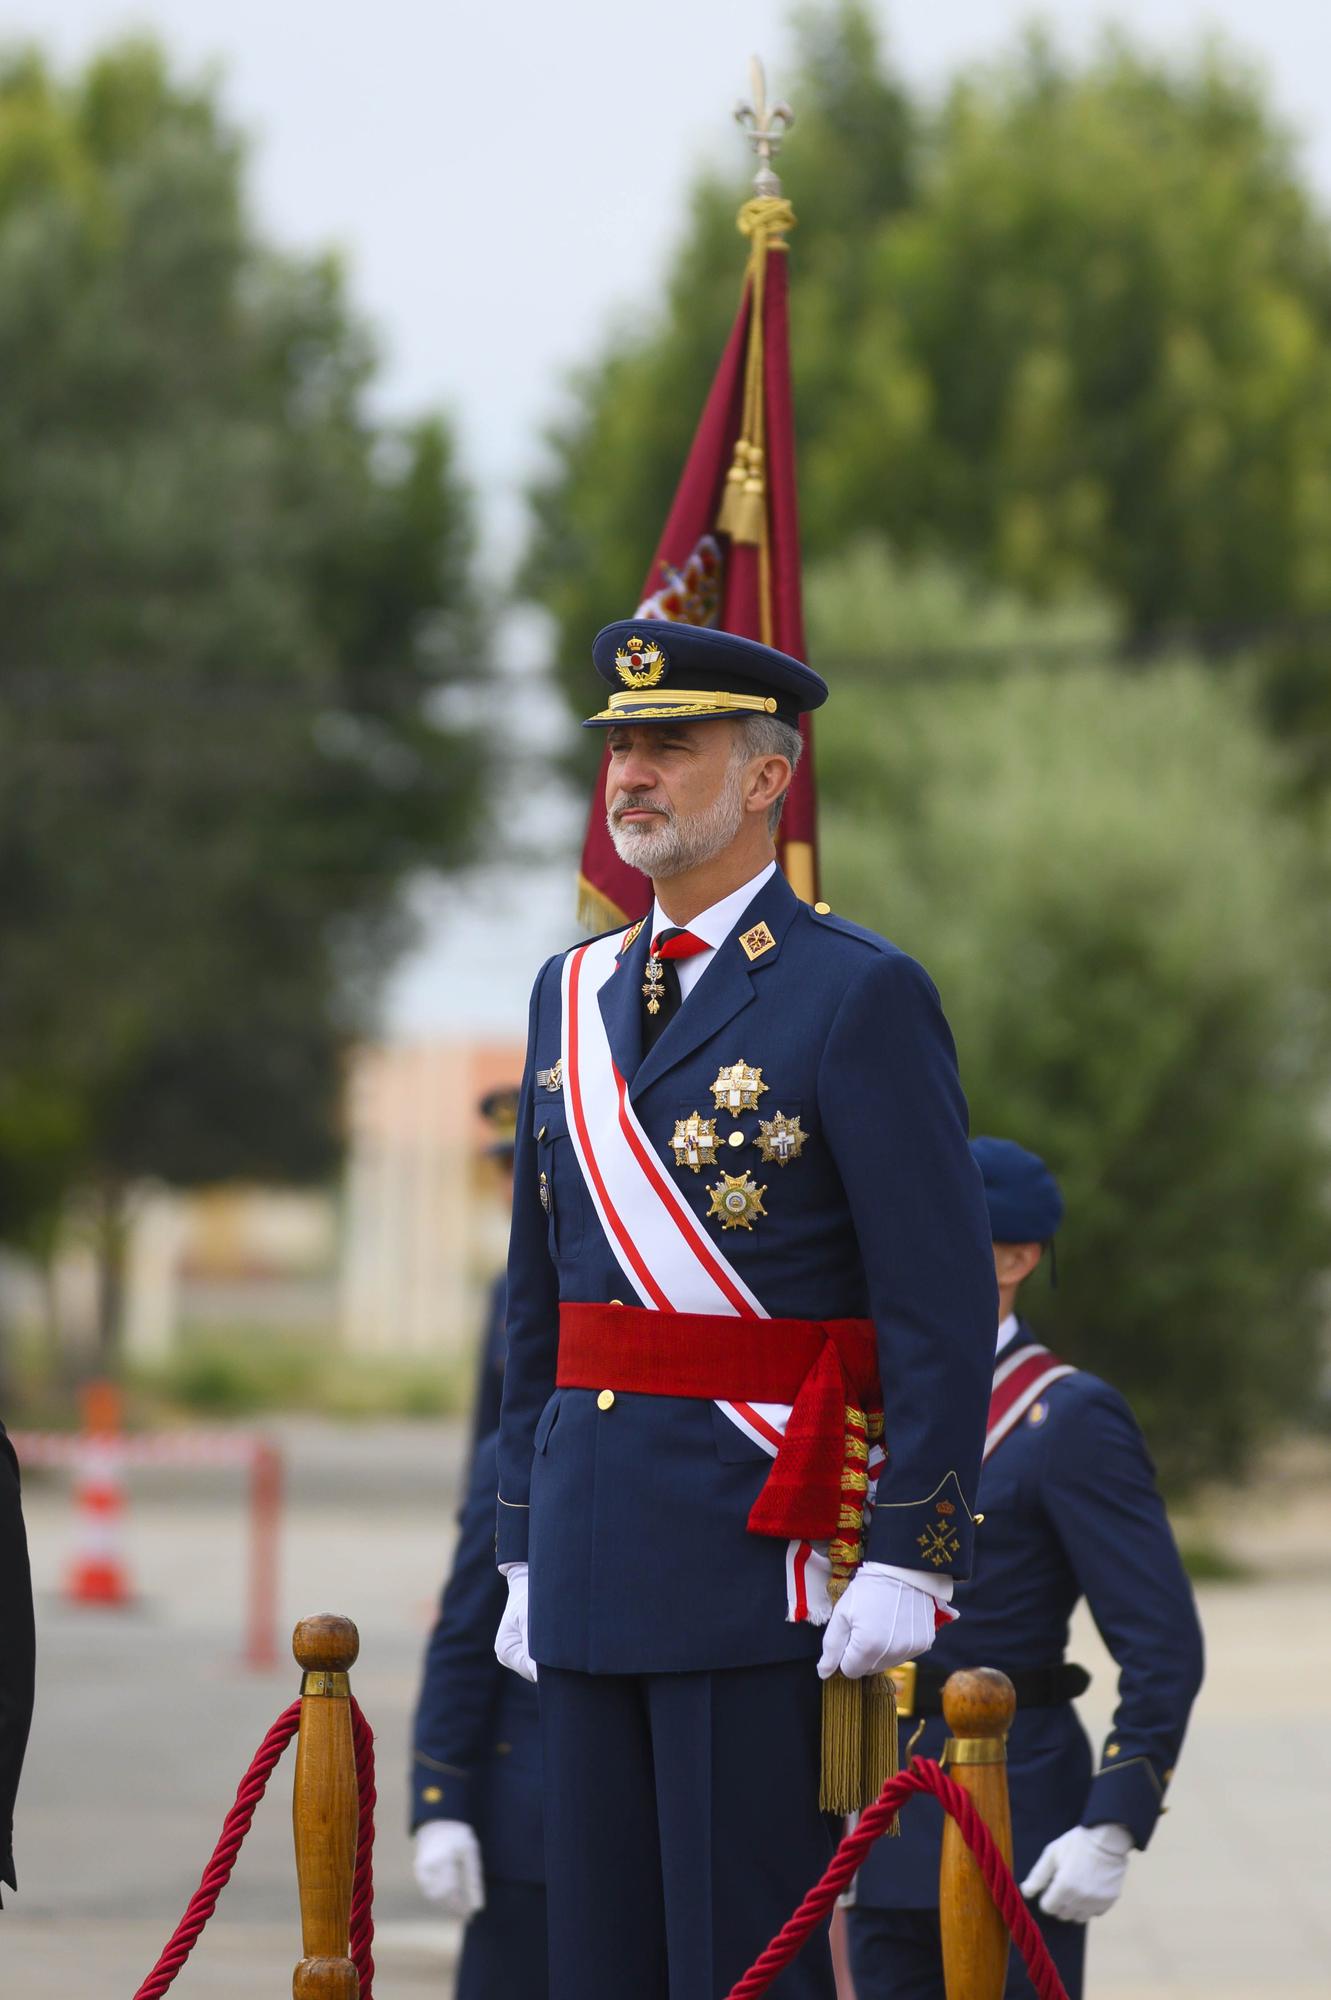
[
  {"xmin": 467, "ymin": 1087, "xmax": 519, "ymax": 1461},
  {"xmin": 410, "ymin": 1086, "xmax": 544, "ymax": 1998},
  {"xmin": 847, "ymin": 1138, "xmax": 1205, "ymax": 2000}
]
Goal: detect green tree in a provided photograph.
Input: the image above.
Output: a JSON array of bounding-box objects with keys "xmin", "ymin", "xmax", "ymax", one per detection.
[
  {"xmin": 526, "ymin": 5, "xmax": 1331, "ymax": 774},
  {"xmin": 810, "ymin": 549, "xmax": 1331, "ymax": 1486},
  {"xmin": 0, "ymin": 41, "xmax": 487, "ymax": 1356}
]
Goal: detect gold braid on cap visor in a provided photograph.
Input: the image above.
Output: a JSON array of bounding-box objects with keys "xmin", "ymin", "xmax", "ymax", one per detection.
[{"xmin": 587, "ymin": 687, "xmax": 781, "ymax": 722}]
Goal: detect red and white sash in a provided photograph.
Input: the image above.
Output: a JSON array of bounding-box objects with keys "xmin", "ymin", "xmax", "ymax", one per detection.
[
  {"xmin": 559, "ymin": 931, "xmax": 884, "ymax": 1623},
  {"xmin": 985, "ymin": 1340, "xmax": 1075, "ymax": 1460}
]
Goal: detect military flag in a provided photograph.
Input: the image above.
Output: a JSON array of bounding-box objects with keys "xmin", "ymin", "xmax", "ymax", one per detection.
[{"xmin": 576, "ymin": 71, "xmax": 817, "ymax": 931}]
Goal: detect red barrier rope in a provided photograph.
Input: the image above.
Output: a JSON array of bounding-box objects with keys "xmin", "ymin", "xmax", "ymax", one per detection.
[
  {"xmin": 132, "ymin": 1697, "xmax": 378, "ymax": 1999},
  {"xmin": 725, "ymin": 1758, "xmax": 1069, "ymax": 2000},
  {"xmin": 350, "ymin": 1698, "xmax": 377, "ymax": 2000},
  {"xmin": 132, "ymin": 1701, "xmax": 302, "ymax": 1999}
]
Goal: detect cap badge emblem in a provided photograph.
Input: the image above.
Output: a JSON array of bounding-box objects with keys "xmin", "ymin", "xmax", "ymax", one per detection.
[
  {"xmin": 706, "ymin": 1171, "xmax": 768, "ymax": 1231},
  {"xmin": 710, "ymin": 1059, "xmax": 768, "ymax": 1114},
  {"xmin": 615, "ymin": 634, "xmax": 667, "ymax": 688},
  {"xmin": 756, "ymin": 1111, "xmax": 805, "ymax": 1166},
  {"xmin": 670, "ymin": 1112, "xmax": 719, "ymax": 1173}
]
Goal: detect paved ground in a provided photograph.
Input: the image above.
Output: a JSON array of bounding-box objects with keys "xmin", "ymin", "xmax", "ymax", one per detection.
[{"xmin": 4, "ymin": 1416, "xmax": 1329, "ymax": 1997}]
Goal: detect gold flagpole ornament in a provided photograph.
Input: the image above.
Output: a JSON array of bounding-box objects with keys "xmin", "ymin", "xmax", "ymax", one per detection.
[{"xmin": 717, "ymin": 59, "xmax": 798, "ymax": 567}]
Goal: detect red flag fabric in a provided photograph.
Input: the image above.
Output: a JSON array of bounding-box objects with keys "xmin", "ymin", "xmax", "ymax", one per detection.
[{"xmin": 576, "ymin": 209, "xmax": 818, "ymax": 932}]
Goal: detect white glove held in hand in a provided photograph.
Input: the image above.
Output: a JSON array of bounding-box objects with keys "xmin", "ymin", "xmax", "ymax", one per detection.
[
  {"xmin": 817, "ymin": 1568, "xmax": 940, "ymax": 1680},
  {"xmin": 1021, "ymin": 1823, "xmax": 1133, "ymax": 1922},
  {"xmin": 413, "ymin": 1819, "xmax": 485, "ymax": 1918},
  {"xmin": 494, "ymin": 1562, "xmax": 537, "ymax": 1682}
]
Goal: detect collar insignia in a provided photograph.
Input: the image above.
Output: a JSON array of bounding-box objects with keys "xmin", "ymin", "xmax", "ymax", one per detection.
[
  {"xmin": 621, "ymin": 918, "xmax": 645, "ymax": 954},
  {"xmin": 615, "ymin": 635, "xmax": 668, "ymax": 688},
  {"xmin": 738, "ymin": 920, "xmax": 776, "ymax": 963}
]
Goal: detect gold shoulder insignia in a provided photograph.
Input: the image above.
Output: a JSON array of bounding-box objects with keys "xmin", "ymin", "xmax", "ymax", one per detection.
[{"xmin": 738, "ymin": 920, "xmax": 777, "ymax": 962}]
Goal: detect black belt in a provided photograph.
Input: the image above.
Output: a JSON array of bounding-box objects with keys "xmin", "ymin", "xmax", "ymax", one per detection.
[{"xmin": 887, "ymin": 1660, "xmax": 1090, "ymax": 1719}]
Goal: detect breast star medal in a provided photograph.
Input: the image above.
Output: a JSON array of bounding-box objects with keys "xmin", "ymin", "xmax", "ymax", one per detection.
[
  {"xmin": 670, "ymin": 1112, "xmax": 719, "ymax": 1173},
  {"xmin": 706, "ymin": 1171, "xmax": 767, "ymax": 1230},
  {"xmin": 756, "ymin": 1111, "xmax": 806, "ymax": 1166},
  {"xmin": 710, "ymin": 1059, "xmax": 768, "ymax": 1115}
]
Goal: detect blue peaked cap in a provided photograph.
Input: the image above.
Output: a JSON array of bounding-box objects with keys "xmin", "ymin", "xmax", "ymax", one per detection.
[
  {"xmin": 969, "ymin": 1137, "xmax": 1064, "ymax": 1243},
  {"xmin": 584, "ymin": 620, "xmax": 828, "ymax": 729}
]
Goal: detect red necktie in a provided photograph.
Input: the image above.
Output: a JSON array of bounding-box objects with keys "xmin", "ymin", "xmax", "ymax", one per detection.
[{"xmin": 642, "ymin": 928, "xmax": 709, "ymax": 1048}]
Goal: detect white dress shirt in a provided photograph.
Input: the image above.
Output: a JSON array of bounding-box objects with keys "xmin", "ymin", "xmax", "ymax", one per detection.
[
  {"xmin": 995, "ymin": 1311, "xmax": 1020, "ymax": 1357},
  {"xmin": 651, "ymin": 860, "xmax": 777, "ymax": 1002}
]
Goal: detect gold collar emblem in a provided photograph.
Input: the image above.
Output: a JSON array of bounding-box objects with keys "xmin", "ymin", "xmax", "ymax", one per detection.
[
  {"xmin": 738, "ymin": 920, "xmax": 776, "ymax": 963},
  {"xmin": 710, "ymin": 1059, "xmax": 768, "ymax": 1114},
  {"xmin": 670, "ymin": 1113, "xmax": 719, "ymax": 1173},
  {"xmin": 615, "ymin": 634, "xmax": 667, "ymax": 688},
  {"xmin": 706, "ymin": 1171, "xmax": 767, "ymax": 1231},
  {"xmin": 756, "ymin": 1111, "xmax": 806, "ymax": 1166}
]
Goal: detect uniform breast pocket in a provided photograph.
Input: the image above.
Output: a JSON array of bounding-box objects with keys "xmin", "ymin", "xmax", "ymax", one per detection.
[{"xmin": 533, "ymin": 1099, "xmax": 585, "ymax": 1260}]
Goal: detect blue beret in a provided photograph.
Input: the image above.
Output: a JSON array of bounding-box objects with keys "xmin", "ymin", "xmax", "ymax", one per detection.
[
  {"xmin": 584, "ymin": 620, "xmax": 828, "ymax": 730},
  {"xmin": 970, "ymin": 1137, "xmax": 1064, "ymax": 1242}
]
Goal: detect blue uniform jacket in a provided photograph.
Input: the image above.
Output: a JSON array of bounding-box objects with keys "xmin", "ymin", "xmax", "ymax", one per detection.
[
  {"xmin": 411, "ymin": 1432, "xmax": 543, "ymax": 1886},
  {"xmin": 855, "ymin": 1329, "xmax": 1205, "ymax": 1908},
  {"xmin": 496, "ymin": 868, "xmax": 996, "ymax": 1675}
]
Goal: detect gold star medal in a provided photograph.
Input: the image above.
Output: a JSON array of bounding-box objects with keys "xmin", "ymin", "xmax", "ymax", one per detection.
[
  {"xmin": 706, "ymin": 1171, "xmax": 768, "ymax": 1231},
  {"xmin": 670, "ymin": 1112, "xmax": 719, "ymax": 1173},
  {"xmin": 710, "ymin": 1059, "xmax": 768, "ymax": 1115},
  {"xmin": 756, "ymin": 1111, "xmax": 806, "ymax": 1166}
]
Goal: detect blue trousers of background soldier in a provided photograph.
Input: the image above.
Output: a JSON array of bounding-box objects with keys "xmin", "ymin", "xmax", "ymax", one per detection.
[{"xmin": 848, "ymin": 1902, "xmax": 1084, "ymax": 2000}]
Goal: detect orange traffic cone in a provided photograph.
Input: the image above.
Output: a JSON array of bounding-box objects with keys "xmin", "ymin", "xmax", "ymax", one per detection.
[{"xmin": 65, "ymin": 1380, "xmax": 133, "ymax": 1607}]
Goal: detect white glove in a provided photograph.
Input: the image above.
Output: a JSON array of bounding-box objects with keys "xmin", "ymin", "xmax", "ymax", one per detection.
[
  {"xmin": 413, "ymin": 1819, "xmax": 485, "ymax": 1918},
  {"xmin": 1021, "ymin": 1823, "xmax": 1133, "ymax": 1922},
  {"xmin": 818, "ymin": 1566, "xmax": 941, "ymax": 1680},
  {"xmin": 494, "ymin": 1562, "xmax": 537, "ymax": 1682}
]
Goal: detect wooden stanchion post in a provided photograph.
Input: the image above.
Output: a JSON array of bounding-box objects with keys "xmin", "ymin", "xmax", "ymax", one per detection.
[
  {"xmin": 291, "ymin": 1615, "xmax": 361, "ymax": 2000},
  {"xmin": 939, "ymin": 1667, "xmax": 1017, "ymax": 2000}
]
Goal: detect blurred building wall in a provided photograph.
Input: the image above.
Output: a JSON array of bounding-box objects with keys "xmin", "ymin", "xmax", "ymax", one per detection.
[{"xmin": 338, "ymin": 1037, "xmax": 525, "ymax": 1356}]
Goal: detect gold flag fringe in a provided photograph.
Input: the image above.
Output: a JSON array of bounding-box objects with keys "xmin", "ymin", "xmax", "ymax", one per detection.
[{"xmin": 576, "ymin": 874, "xmax": 629, "ymax": 937}]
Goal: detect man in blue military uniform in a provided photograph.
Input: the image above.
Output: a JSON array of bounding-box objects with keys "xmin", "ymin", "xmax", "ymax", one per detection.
[
  {"xmin": 847, "ymin": 1138, "xmax": 1205, "ymax": 2000},
  {"xmin": 494, "ymin": 620, "xmax": 996, "ymax": 2000},
  {"xmin": 411, "ymin": 1433, "xmax": 545, "ymax": 1997}
]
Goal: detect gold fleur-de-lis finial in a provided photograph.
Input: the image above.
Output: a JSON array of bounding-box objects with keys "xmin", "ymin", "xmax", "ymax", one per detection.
[{"xmin": 734, "ymin": 54, "xmax": 794, "ymax": 198}]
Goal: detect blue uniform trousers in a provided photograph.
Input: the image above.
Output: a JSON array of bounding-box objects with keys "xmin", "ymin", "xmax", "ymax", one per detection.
[
  {"xmin": 456, "ymin": 1880, "xmax": 549, "ymax": 2000},
  {"xmin": 846, "ymin": 1902, "xmax": 1086, "ymax": 2000},
  {"xmin": 540, "ymin": 1660, "xmax": 837, "ymax": 2000}
]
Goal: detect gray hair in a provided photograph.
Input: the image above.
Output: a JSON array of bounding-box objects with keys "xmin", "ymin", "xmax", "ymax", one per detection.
[{"xmin": 733, "ymin": 714, "xmax": 804, "ymax": 835}]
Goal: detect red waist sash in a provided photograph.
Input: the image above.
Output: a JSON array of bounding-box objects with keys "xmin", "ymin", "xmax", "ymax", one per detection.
[{"xmin": 556, "ymin": 1301, "xmax": 882, "ymax": 1544}]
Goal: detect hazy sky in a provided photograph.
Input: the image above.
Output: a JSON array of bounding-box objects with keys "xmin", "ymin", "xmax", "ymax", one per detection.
[
  {"xmin": 20, "ymin": 0, "xmax": 1331, "ymax": 567},
  {"xmin": 15, "ymin": 1, "xmax": 1331, "ymax": 1031}
]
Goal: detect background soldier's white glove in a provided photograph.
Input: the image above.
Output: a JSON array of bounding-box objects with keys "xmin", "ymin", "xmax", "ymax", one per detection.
[
  {"xmin": 494, "ymin": 1562, "xmax": 537, "ymax": 1682},
  {"xmin": 412, "ymin": 1819, "xmax": 485, "ymax": 1918},
  {"xmin": 1021, "ymin": 1823, "xmax": 1134, "ymax": 1922},
  {"xmin": 817, "ymin": 1565, "xmax": 946, "ymax": 1679}
]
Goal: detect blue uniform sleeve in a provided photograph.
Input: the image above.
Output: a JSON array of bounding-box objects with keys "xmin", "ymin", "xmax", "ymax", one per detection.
[
  {"xmin": 495, "ymin": 956, "xmax": 563, "ymax": 1566},
  {"xmin": 410, "ymin": 1434, "xmax": 510, "ymax": 1830},
  {"xmin": 466, "ymin": 1273, "xmax": 508, "ymax": 1473},
  {"xmin": 817, "ymin": 950, "xmax": 996, "ymax": 1578},
  {"xmin": 1042, "ymin": 1380, "xmax": 1205, "ymax": 1848},
  {"xmin": 0, "ymin": 1425, "xmax": 34, "ymax": 1896}
]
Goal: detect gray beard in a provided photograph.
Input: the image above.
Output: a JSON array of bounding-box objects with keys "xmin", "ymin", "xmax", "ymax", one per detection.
[{"xmin": 607, "ymin": 761, "xmax": 746, "ymax": 879}]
